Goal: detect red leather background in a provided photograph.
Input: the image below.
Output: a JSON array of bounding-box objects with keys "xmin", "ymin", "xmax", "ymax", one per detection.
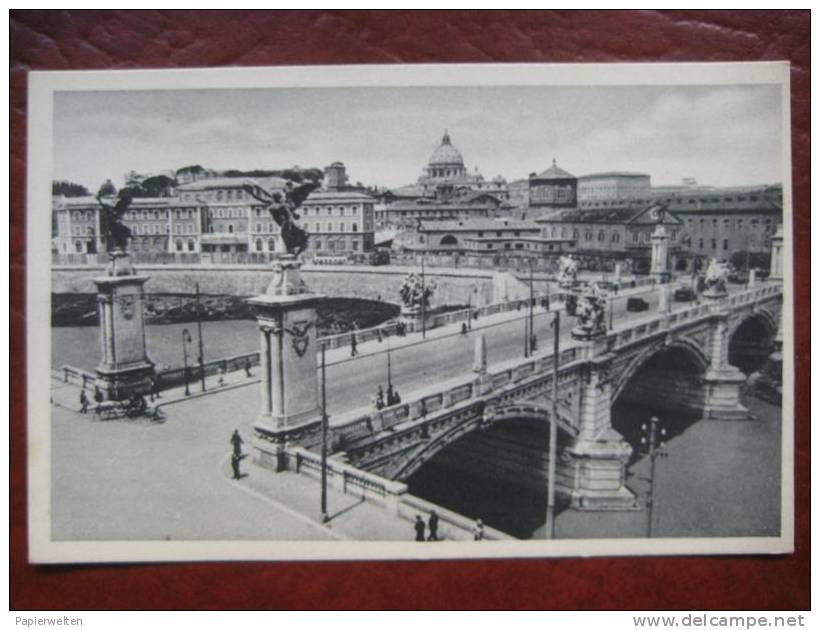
[{"xmin": 10, "ymin": 10, "xmax": 810, "ymax": 610}]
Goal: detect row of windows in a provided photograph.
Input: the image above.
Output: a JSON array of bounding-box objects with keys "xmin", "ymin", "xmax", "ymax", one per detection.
[
  {"xmin": 180, "ymin": 189, "xmax": 252, "ymax": 202},
  {"xmin": 310, "ymin": 222, "xmax": 359, "ymax": 233},
  {"xmin": 301, "ymin": 204, "xmax": 372, "ymax": 217},
  {"xmin": 685, "ymin": 217, "xmax": 772, "ymax": 232}
]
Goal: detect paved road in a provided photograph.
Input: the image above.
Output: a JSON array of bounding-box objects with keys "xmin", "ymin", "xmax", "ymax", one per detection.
[{"xmin": 322, "ymin": 282, "xmax": 681, "ymax": 420}]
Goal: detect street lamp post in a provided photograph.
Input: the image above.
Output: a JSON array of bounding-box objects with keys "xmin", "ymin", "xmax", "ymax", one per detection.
[
  {"xmin": 609, "ymin": 294, "xmax": 614, "ymax": 331},
  {"xmin": 641, "ymin": 416, "xmax": 668, "ymax": 538},
  {"xmin": 320, "ymin": 342, "xmax": 329, "ymax": 523},
  {"xmin": 545, "ymin": 310, "xmax": 560, "ymax": 539},
  {"xmin": 529, "ymin": 260, "xmax": 536, "ymax": 353},
  {"xmin": 420, "ymin": 255, "xmax": 427, "ymax": 340},
  {"xmin": 181, "ymin": 328, "xmax": 192, "ymax": 396},
  {"xmin": 386, "ymin": 335, "xmax": 393, "ymax": 391},
  {"xmin": 195, "ymin": 282, "xmax": 206, "ymax": 393}
]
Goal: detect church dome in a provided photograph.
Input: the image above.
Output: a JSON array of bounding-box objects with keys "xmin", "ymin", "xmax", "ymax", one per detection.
[{"xmin": 428, "ymin": 131, "xmax": 464, "ymax": 166}]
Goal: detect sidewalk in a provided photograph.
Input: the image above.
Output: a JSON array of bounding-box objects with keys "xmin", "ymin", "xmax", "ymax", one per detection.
[{"xmin": 221, "ymin": 457, "xmax": 428, "ymax": 542}]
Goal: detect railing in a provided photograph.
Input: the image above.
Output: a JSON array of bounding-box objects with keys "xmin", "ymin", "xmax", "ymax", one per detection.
[
  {"xmin": 54, "ymin": 365, "xmax": 98, "ymax": 388},
  {"xmin": 155, "ymin": 351, "xmax": 260, "ymax": 389},
  {"xmin": 288, "ymin": 446, "xmax": 408, "ymax": 509}
]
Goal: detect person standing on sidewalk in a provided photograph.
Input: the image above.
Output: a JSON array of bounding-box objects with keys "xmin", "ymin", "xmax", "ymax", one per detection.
[
  {"xmin": 79, "ymin": 389, "xmax": 89, "ymax": 414},
  {"xmin": 244, "ymin": 357, "xmax": 253, "ymax": 378},
  {"xmin": 350, "ymin": 332, "xmax": 358, "ymax": 357},
  {"xmin": 230, "ymin": 429, "xmax": 244, "ymax": 458},
  {"xmin": 472, "ymin": 518, "xmax": 484, "ymax": 541},
  {"xmin": 427, "ymin": 510, "xmax": 439, "ymax": 541},
  {"xmin": 414, "ymin": 515, "xmax": 426, "ymax": 541},
  {"xmin": 230, "ymin": 429, "xmax": 245, "ymax": 480}
]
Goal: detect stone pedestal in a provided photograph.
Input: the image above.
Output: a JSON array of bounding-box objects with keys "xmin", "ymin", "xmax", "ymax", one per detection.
[
  {"xmin": 702, "ymin": 367, "xmax": 749, "ymax": 420},
  {"xmin": 93, "ymin": 253, "xmax": 154, "ymax": 401},
  {"xmin": 248, "ymin": 256, "xmax": 326, "ymax": 471},
  {"xmin": 472, "ymin": 333, "xmax": 493, "ymax": 396},
  {"xmin": 650, "ymin": 224, "xmax": 670, "ymax": 282},
  {"xmin": 769, "ymin": 224, "xmax": 784, "ymax": 280},
  {"xmin": 566, "ymin": 431, "xmax": 637, "ymax": 510},
  {"xmin": 400, "ymin": 305, "xmax": 425, "ymax": 333}
]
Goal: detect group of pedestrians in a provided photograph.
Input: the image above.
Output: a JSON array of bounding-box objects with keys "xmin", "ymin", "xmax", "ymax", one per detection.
[
  {"xmin": 413, "ymin": 511, "xmax": 485, "ymax": 541},
  {"xmin": 374, "ymin": 384, "xmax": 402, "ymax": 410},
  {"xmin": 78, "ymin": 385, "xmax": 105, "ymax": 414}
]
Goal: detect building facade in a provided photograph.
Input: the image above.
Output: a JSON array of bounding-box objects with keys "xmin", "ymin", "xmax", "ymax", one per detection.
[
  {"xmin": 300, "ymin": 190, "xmax": 376, "ymax": 255},
  {"xmin": 527, "ymin": 160, "xmax": 578, "ymax": 213},
  {"xmin": 54, "ymin": 174, "xmax": 377, "ymax": 260},
  {"xmin": 375, "ymin": 190, "xmax": 513, "ymax": 228},
  {"xmin": 393, "ymin": 218, "xmax": 573, "ymax": 256},
  {"xmin": 577, "ymin": 172, "xmax": 651, "ymax": 203}
]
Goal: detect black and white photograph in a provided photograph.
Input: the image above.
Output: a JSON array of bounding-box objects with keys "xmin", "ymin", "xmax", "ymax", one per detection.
[{"xmin": 27, "ymin": 62, "xmax": 793, "ymax": 562}]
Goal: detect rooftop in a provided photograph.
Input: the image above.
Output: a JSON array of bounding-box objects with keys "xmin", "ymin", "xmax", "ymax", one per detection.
[
  {"xmin": 532, "ymin": 159, "xmax": 576, "ymax": 181},
  {"xmin": 418, "ymin": 218, "xmax": 540, "ymax": 232},
  {"xmin": 305, "ymin": 190, "xmax": 375, "ymax": 202},
  {"xmin": 578, "ymin": 171, "xmax": 651, "ymax": 180}
]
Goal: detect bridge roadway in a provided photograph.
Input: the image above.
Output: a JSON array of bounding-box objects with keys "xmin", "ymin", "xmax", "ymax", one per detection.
[{"xmin": 323, "ymin": 280, "xmax": 684, "ymax": 424}]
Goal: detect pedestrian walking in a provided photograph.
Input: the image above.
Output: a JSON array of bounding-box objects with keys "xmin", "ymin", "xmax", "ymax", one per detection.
[
  {"xmin": 149, "ymin": 375, "xmax": 161, "ymax": 402},
  {"xmin": 79, "ymin": 389, "xmax": 89, "ymax": 414},
  {"xmin": 427, "ymin": 511, "xmax": 439, "ymax": 541},
  {"xmin": 230, "ymin": 429, "xmax": 244, "ymax": 458},
  {"xmin": 231, "ymin": 453, "xmax": 243, "ymax": 480},
  {"xmin": 461, "ymin": 322, "xmax": 468, "ymax": 335},
  {"xmin": 218, "ymin": 362, "xmax": 227, "ymax": 386},
  {"xmin": 472, "ymin": 518, "xmax": 484, "ymax": 541},
  {"xmin": 414, "ymin": 515, "xmax": 426, "ymax": 541},
  {"xmin": 350, "ymin": 333, "xmax": 358, "ymax": 357},
  {"xmin": 245, "ymin": 357, "xmax": 253, "ymax": 378},
  {"xmin": 93, "ymin": 386, "xmax": 103, "ymax": 404},
  {"xmin": 375, "ymin": 385, "xmax": 385, "ymax": 410}
]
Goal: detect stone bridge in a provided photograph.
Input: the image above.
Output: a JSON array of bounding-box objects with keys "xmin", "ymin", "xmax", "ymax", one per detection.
[{"xmin": 301, "ymin": 282, "xmax": 783, "ymax": 511}]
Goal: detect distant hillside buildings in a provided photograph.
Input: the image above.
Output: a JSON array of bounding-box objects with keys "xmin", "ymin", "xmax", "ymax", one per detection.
[
  {"xmin": 52, "ymin": 131, "xmax": 783, "ymax": 272},
  {"xmin": 53, "ymin": 162, "xmax": 376, "ymax": 259}
]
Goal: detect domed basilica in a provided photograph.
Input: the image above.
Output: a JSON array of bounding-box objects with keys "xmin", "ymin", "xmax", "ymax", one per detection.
[{"xmin": 416, "ymin": 131, "xmax": 506, "ymax": 196}]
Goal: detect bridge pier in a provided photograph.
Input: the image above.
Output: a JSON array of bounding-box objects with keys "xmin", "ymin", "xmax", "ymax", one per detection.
[
  {"xmin": 248, "ymin": 257, "xmax": 326, "ymax": 472},
  {"xmin": 93, "ymin": 253, "xmax": 155, "ymax": 401},
  {"xmin": 702, "ymin": 310, "xmax": 749, "ymax": 420},
  {"xmin": 566, "ymin": 338, "xmax": 636, "ymax": 510}
]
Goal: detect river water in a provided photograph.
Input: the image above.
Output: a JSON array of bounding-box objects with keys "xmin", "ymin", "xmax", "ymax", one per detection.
[{"xmin": 52, "ymin": 320, "xmax": 260, "ymax": 372}]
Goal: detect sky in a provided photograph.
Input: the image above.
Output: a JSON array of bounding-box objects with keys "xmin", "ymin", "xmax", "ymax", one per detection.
[{"xmin": 52, "ymin": 83, "xmax": 784, "ymax": 192}]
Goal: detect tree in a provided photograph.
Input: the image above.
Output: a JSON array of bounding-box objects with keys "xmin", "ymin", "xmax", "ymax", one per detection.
[
  {"xmin": 98, "ymin": 179, "xmax": 117, "ymax": 197},
  {"xmin": 52, "ymin": 180, "xmax": 90, "ymax": 197},
  {"xmin": 121, "ymin": 174, "xmax": 176, "ymax": 198}
]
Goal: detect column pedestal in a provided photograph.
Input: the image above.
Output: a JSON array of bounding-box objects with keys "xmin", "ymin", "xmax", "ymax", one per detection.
[
  {"xmin": 93, "ymin": 253, "xmax": 154, "ymax": 401},
  {"xmin": 248, "ymin": 256, "xmax": 326, "ymax": 472},
  {"xmin": 702, "ymin": 366, "xmax": 749, "ymax": 420},
  {"xmin": 566, "ymin": 431, "xmax": 637, "ymax": 511}
]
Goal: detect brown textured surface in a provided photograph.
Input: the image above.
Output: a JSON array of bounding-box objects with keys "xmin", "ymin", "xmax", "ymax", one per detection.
[{"xmin": 10, "ymin": 10, "xmax": 809, "ymax": 610}]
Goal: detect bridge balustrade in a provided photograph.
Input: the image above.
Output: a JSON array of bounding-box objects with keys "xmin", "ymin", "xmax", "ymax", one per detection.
[{"xmin": 289, "ymin": 445, "xmax": 408, "ymax": 511}]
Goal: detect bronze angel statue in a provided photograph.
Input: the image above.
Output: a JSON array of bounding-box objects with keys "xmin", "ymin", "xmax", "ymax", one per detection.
[
  {"xmin": 244, "ymin": 180, "xmax": 318, "ymax": 256},
  {"xmin": 96, "ymin": 191, "xmax": 134, "ymax": 253}
]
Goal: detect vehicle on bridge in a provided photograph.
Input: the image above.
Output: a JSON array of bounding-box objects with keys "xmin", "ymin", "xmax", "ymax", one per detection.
[
  {"xmin": 674, "ymin": 287, "xmax": 697, "ymax": 302},
  {"xmin": 626, "ymin": 297, "xmax": 649, "ymax": 312}
]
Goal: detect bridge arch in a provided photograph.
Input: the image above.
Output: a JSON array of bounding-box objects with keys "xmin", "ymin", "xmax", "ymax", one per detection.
[
  {"xmin": 611, "ymin": 340, "xmax": 710, "ymax": 454},
  {"xmin": 393, "ymin": 403, "xmax": 577, "ymax": 482},
  {"xmin": 728, "ymin": 310, "xmax": 777, "ymax": 374},
  {"xmin": 611, "ymin": 338, "xmax": 710, "ymax": 405}
]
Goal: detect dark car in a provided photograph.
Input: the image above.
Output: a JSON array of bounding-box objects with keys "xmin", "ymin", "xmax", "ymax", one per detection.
[
  {"xmin": 626, "ymin": 297, "xmax": 649, "ymax": 312},
  {"xmin": 674, "ymin": 287, "xmax": 697, "ymax": 302}
]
